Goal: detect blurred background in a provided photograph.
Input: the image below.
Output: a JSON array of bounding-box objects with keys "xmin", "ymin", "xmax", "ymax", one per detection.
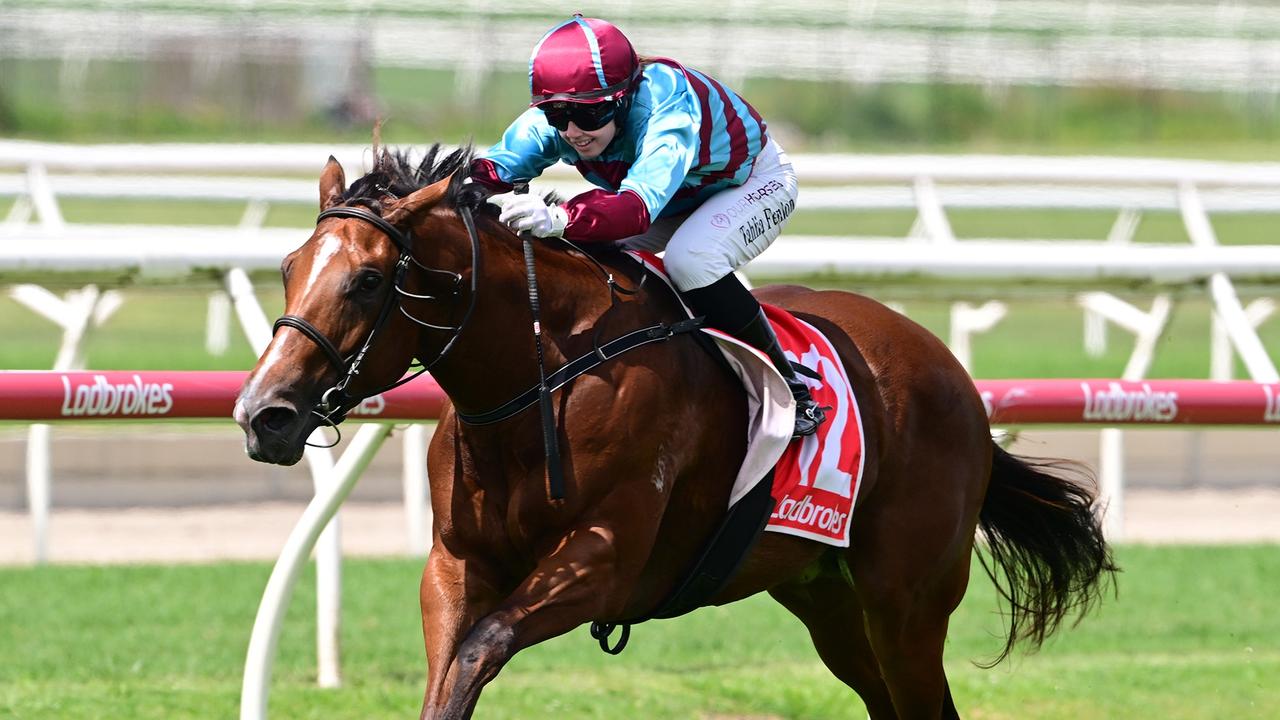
[
  {"xmin": 2, "ymin": 3, "xmax": 1279, "ymax": 720},
  {"xmin": 2, "ymin": 0, "xmax": 1278, "ymax": 156}
]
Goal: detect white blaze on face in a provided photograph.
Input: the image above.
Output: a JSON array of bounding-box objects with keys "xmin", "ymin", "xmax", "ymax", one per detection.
[
  {"xmin": 236, "ymin": 233, "xmax": 344, "ymax": 428},
  {"xmin": 236, "ymin": 340, "xmax": 292, "ymax": 425},
  {"xmin": 304, "ymin": 233, "xmax": 344, "ymax": 296}
]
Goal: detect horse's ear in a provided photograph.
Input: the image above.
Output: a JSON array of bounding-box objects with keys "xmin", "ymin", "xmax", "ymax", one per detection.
[
  {"xmin": 383, "ymin": 177, "xmax": 451, "ymax": 226},
  {"xmin": 319, "ymin": 156, "xmax": 346, "ymax": 210}
]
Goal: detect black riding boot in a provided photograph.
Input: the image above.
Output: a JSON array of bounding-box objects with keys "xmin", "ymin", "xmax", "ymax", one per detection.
[
  {"xmin": 734, "ymin": 309, "xmax": 826, "ymax": 437},
  {"xmin": 682, "ymin": 275, "xmax": 827, "ymax": 438}
]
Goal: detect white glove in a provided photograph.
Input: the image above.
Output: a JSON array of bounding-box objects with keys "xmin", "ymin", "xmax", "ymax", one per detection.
[{"xmin": 497, "ymin": 193, "xmax": 568, "ymax": 238}]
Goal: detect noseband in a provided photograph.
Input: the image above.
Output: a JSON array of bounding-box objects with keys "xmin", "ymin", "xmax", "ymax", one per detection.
[{"xmin": 271, "ymin": 202, "xmax": 481, "ymax": 427}]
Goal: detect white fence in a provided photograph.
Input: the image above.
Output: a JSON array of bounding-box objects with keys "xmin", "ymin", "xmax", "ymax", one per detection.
[
  {"xmin": 4, "ymin": 138, "xmax": 1280, "ymax": 379},
  {"xmin": 6, "ymin": 139, "xmax": 1280, "ymax": 280},
  {"xmin": 5, "ymin": 137, "xmax": 1280, "ymax": 527}
]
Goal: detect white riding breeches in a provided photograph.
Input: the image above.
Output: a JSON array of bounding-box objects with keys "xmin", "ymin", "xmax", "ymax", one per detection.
[{"xmin": 619, "ymin": 138, "xmax": 799, "ymax": 291}]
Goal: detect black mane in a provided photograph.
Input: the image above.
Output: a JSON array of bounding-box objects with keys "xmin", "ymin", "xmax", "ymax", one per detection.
[{"xmin": 342, "ymin": 143, "xmax": 498, "ymax": 218}]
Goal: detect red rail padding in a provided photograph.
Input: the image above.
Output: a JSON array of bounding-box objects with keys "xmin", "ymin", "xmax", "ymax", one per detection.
[
  {"xmin": 0, "ymin": 370, "xmax": 446, "ymax": 422},
  {"xmin": 980, "ymin": 378, "xmax": 1280, "ymax": 426},
  {"xmin": 2, "ymin": 372, "xmax": 1279, "ymax": 426}
]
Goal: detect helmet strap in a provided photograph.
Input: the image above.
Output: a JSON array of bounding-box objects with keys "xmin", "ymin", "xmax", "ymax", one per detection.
[
  {"xmin": 612, "ymin": 64, "xmax": 642, "ymax": 132},
  {"xmin": 613, "ymin": 93, "xmax": 634, "ymax": 133}
]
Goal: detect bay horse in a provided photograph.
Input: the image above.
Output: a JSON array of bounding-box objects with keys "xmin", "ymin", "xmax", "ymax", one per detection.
[{"xmin": 234, "ymin": 145, "xmax": 1116, "ymax": 719}]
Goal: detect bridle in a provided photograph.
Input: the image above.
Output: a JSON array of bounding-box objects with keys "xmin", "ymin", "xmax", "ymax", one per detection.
[
  {"xmin": 271, "ymin": 202, "xmax": 481, "ymax": 435},
  {"xmin": 269, "ymin": 189, "xmax": 689, "ymax": 505}
]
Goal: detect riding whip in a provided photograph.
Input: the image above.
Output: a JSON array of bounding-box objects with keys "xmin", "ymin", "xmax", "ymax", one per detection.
[{"xmin": 514, "ymin": 183, "xmax": 567, "ymax": 501}]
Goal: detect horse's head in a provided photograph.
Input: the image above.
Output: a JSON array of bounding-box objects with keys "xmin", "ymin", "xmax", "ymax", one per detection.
[{"xmin": 235, "ymin": 147, "xmax": 481, "ymax": 465}]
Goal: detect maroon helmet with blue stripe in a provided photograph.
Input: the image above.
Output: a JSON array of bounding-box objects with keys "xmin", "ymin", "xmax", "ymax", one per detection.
[{"xmin": 529, "ymin": 15, "xmax": 640, "ymax": 107}]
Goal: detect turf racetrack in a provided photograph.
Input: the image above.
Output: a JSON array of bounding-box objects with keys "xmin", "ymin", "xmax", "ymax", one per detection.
[
  {"xmin": 2, "ymin": 546, "xmax": 1276, "ymax": 719},
  {"xmin": 2, "ymin": 197, "xmax": 1278, "ymax": 719}
]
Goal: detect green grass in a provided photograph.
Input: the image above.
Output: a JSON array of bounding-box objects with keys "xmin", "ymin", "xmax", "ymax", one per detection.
[
  {"xmin": 0, "ymin": 288, "xmax": 269, "ymax": 371},
  {"xmin": 1, "ymin": 546, "xmax": 1277, "ymax": 719}
]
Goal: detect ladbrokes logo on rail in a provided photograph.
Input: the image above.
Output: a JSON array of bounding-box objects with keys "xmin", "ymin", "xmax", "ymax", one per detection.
[
  {"xmin": 1080, "ymin": 381, "xmax": 1178, "ymax": 422},
  {"xmin": 60, "ymin": 374, "xmax": 174, "ymax": 417}
]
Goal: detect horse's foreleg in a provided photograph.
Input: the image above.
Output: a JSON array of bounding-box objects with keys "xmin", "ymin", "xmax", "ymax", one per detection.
[
  {"xmin": 421, "ymin": 523, "xmax": 625, "ymax": 720},
  {"xmin": 419, "ymin": 544, "xmax": 503, "ymax": 720}
]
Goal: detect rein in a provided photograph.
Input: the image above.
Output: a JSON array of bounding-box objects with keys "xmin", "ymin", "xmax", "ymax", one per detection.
[{"xmin": 455, "ymin": 318, "xmax": 704, "ymax": 426}]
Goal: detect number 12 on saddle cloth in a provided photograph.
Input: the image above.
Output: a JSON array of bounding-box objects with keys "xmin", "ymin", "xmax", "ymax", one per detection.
[
  {"xmin": 711, "ymin": 304, "xmax": 865, "ymax": 547},
  {"xmin": 760, "ymin": 304, "xmax": 864, "ymax": 546},
  {"xmin": 630, "ymin": 252, "xmax": 865, "ymax": 547}
]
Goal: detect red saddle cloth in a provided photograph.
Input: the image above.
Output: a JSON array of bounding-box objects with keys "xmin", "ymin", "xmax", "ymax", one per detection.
[
  {"xmin": 624, "ymin": 250, "xmax": 865, "ymax": 548},
  {"xmin": 760, "ymin": 303, "xmax": 864, "ymax": 546}
]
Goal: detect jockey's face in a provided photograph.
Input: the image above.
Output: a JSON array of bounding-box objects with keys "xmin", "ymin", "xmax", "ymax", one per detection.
[{"xmin": 559, "ymin": 120, "xmax": 616, "ymax": 160}]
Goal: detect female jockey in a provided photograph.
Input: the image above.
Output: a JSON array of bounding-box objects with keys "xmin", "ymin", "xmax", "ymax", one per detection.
[{"xmin": 469, "ymin": 15, "xmax": 825, "ymax": 438}]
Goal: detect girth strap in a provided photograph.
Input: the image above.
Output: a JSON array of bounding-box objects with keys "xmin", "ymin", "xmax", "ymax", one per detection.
[
  {"xmin": 456, "ymin": 316, "xmax": 705, "ymax": 426},
  {"xmin": 586, "ymin": 471, "xmax": 777, "ymax": 655}
]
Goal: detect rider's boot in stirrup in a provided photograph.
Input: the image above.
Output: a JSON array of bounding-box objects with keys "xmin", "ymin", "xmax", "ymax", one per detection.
[{"xmin": 734, "ymin": 309, "xmax": 827, "ymax": 438}]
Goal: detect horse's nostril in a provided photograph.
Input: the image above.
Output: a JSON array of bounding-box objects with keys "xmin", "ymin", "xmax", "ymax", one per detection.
[{"xmin": 251, "ymin": 406, "xmax": 298, "ymax": 437}]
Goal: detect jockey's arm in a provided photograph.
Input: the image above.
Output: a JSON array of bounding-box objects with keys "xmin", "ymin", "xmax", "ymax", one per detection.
[
  {"xmin": 474, "ymin": 86, "xmax": 699, "ymax": 244},
  {"xmin": 470, "ymin": 107, "xmax": 563, "ymax": 193},
  {"xmin": 559, "ymin": 89, "xmax": 700, "ymax": 243}
]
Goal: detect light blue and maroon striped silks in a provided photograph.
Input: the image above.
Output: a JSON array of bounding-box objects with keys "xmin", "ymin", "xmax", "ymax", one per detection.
[{"xmin": 475, "ymin": 24, "xmax": 769, "ymax": 243}]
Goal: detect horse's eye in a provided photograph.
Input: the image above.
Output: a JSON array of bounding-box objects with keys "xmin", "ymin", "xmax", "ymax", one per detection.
[{"xmin": 358, "ymin": 272, "xmax": 383, "ymax": 292}]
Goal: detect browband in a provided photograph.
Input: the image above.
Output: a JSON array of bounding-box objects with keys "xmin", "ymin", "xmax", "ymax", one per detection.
[{"xmin": 317, "ymin": 206, "xmax": 413, "ymax": 252}]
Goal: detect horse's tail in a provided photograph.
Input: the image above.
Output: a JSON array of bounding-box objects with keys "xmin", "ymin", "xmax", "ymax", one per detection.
[{"xmin": 976, "ymin": 443, "xmax": 1118, "ymax": 666}]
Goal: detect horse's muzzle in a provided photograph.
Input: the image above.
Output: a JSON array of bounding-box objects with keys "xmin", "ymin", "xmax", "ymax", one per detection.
[{"xmin": 236, "ymin": 397, "xmax": 308, "ymax": 466}]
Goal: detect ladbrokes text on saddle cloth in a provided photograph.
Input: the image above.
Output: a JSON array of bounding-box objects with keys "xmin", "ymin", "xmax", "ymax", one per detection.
[{"xmin": 758, "ymin": 305, "xmax": 864, "ymax": 546}]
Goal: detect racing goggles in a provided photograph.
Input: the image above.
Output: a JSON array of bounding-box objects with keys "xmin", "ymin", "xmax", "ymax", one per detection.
[{"xmin": 541, "ymin": 100, "xmax": 618, "ymax": 132}]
